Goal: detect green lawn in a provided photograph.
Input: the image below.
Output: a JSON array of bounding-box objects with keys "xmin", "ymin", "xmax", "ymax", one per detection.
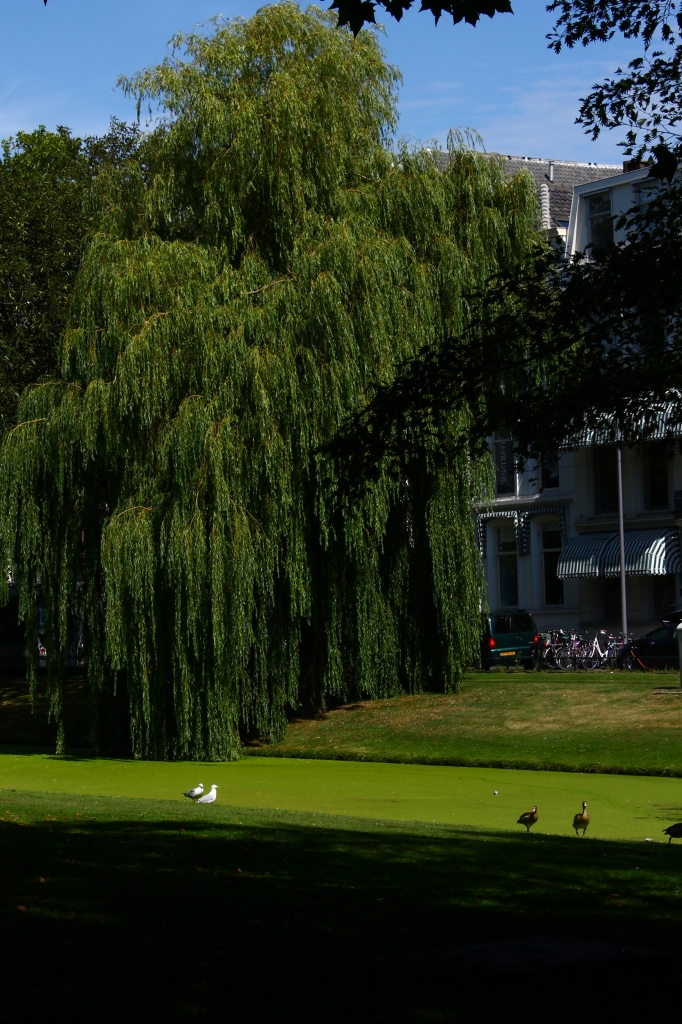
[
  {"xmin": 4, "ymin": 673, "xmax": 682, "ymax": 1018},
  {"xmin": 2, "ymin": 785, "xmax": 681, "ymax": 1020},
  {"xmin": 251, "ymin": 671, "xmax": 682, "ymax": 776},
  {"xmin": 5, "ymin": 672, "xmax": 682, "ymax": 779}
]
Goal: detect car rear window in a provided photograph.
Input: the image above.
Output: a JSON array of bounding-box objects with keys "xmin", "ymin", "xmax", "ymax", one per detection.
[
  {"xmin": 646, "ymin": 626, "xmax": 676, "ymax": 640},
  {"xmin": 510, "ymin": 614, "xmax": 534, "ymax": 631},
  {"xmin": 491, "ymin": 616, "xmax": 511, "ymax": 634}
]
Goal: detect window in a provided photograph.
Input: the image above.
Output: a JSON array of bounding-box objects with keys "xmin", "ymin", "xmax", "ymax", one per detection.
[
  {"xmin": 541, "ymin": 455, "xmax": 560, "ymax": 489},
  {"xmin": 653, "ymin": 575, "xmax": 676, "ymax": 617},
  {"xmin": 493, "ymin": 432, "xmax": 515, "ymax": 496},
  {"xmin": 492, "ymin": 612, "xmax": 534, "ymax": 633},
  {"xmin": 604, "ymin": 578, "xmax": 622, "ymax": 619},
  {"xmin": 593, "ymin": 446, "xmax": 619, "ymax": 514},
  {"xmin": 645, "ymin": 624, "xmax": 676, "ymax": 641},
  {"xmin": 587, "ymin": 191, "xmax": 613, "ymax": 249},
  {"xmin": 497, "ymin": 525, "xmax": 518, "ymax": 607},
  {"xmin": 542, "ymin": 525, "xmax": 564, "ymax": 606},
  {"xmin": 643, "ymin": 442, "xmax": 669, "ymax": 510},
  {"xmin": 510, "ymin": 613, "xmax": 534, "ymax": 631}
]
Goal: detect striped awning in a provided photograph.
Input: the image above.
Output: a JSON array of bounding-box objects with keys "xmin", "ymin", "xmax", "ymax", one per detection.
[
  {"xmin": 556, "ymin": 532, "xmax": 613, "ymax": 579},
  {"xmin": 560, "ymin": 394, "xmax": 682, "ymax": 450},
  {"xmin": 557, "ymin": 528, "xmax": 682, "ymax": 579}
]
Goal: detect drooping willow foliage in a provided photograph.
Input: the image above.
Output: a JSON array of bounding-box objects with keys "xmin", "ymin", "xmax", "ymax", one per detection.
[{"xmin": 0, "ymin": 4, "xmax": 538, "ymax": 758}]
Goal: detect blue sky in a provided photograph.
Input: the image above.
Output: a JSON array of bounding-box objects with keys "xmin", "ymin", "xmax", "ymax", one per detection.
[{"xmin": 1, "ymin": 0, "xmax": 640, "ymax": 164}]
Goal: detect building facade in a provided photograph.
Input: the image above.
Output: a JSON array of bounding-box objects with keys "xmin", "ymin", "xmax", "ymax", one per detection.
[{"xmin": 476, "ymin": 158, "xmax": 681, "ymax": 634}]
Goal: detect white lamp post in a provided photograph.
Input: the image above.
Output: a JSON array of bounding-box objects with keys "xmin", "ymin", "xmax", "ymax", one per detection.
[{"xmin": 616, "ymin": 441, "xmax": 627, "ymax": 638}]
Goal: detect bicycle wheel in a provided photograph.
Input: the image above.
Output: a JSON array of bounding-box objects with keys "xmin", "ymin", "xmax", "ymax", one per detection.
[
  {"xmin": 581, "ymin": 651, "xmax": 602, "ymax": 670},
  {"xmin": 555, "ymin": 645, "xmax": 578, "ymax": 671},
  {"xmin": 541, "ymin": 647, "xmax": 558, "ymax": 670}
]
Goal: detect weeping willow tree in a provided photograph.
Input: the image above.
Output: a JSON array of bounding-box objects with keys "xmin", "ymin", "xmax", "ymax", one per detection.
[{"xmin": 0, "ymin": 4, "xmax": 537, "ymax": 758}]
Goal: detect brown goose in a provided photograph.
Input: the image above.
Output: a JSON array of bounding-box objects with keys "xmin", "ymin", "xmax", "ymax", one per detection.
[
  {"xmin": 517, "ymin": 806, "xmax": 538, "ymax": 833},
  {"xmin": 573, "ymin": 800, "xmax": 589, "ymax": 836},
  {"xmin": 663, "ymin": 823, "xmax": 682, "ymax": 845}
]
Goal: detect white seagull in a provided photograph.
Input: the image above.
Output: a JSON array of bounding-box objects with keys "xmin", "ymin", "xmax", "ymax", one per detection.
[
  {"xmin": 196, "ymin": 784, "xmax": 218, "ymax": 805},
  {"xmin": 183, "ymin": 783, "xmax": 204, "ymax": 799}
]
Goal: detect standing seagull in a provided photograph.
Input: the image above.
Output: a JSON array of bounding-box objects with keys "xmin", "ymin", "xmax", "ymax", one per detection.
[
  {"xmin": 196, "ymin": 784, "xmax": 218, "ymax": 805},
  {"xmin": 183, "ymin": 783, "xmax": 204, "ymax": 800},
  {"xmin": 573, "ymin": 801, "xmax": 590, "ymax": 836},
  {"xmin": 663, "ymin": 823, "xmax": 682, "ymax": 845},
  {"xmin": 517, "ymin": 806, "xmax": 538, "ymax": 833}
]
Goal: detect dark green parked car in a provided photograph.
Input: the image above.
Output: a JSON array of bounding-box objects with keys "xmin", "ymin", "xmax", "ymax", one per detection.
[{"xmin": 480, "ymin": 610, "xmax": 539, "ymax": 670}]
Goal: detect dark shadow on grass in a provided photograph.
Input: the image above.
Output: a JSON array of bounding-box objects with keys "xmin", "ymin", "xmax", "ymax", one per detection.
[{"xmin": 0, "ymin": 790, "xmax": 680, "ymax": 1020}]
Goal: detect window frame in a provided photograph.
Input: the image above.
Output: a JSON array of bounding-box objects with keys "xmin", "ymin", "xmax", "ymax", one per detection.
[
  {"xmin": 586, "ymin": 189, "xmax": 614, "ymax": 250},
  {"xmin": 540, "ymin": 523, "xmax": 564, "ymax": 607},
  {"xmin": 541, "ymin": 454, "xmax": 560, "ymax": 490},
  {"xmin": 593, "ymin": 445, "xmax": 619, "ymax": 515},
  {"xmin": 497, "ymin": 524, "xmax": 518, "ymax": 608},
  {"xmin": 642, "ymin": 441, "xmax": 670, "ymax": 512}
]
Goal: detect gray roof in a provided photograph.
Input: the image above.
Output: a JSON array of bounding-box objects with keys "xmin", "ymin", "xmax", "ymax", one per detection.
[{"xmin": 492, "ymin": 154, "xmax": 622, "ymax": 230}]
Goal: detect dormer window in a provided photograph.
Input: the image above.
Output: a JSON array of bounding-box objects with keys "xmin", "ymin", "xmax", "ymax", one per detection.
[
  {"xmin": 587, "ymin": 191, "xmax": 613, "ymax": 249},
  {"xmin": 541, "ymin": 455, "xmax": 560, "ymax": 489}
]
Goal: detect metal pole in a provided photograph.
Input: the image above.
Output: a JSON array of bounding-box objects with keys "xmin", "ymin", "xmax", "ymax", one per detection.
[{"xmin": 616, "ymin": 442, "xmax": 628, "ymax": 638}]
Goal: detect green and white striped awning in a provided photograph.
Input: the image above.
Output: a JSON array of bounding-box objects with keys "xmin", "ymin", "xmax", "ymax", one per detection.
[
  {"xmin": 557, "ymin": 528, "xmax": 682, "ymax": 579},
  {"xmin": 556, "ymin": 533, "xmax": 613, "ymax": 579},
  {"xmin": 560, "ymin": 395, "xmax": 682, "ymax": 450}
]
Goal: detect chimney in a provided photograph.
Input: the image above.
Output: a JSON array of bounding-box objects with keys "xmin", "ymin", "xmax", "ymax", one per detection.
[
  {"xmin": 549, "ymin": 161, "xmax": 554, "ymax": 182},
  {"xmin": 623, "ymin": 159, "xmax": 649, "ymax": 172},
  {"xmin": 540, "ymin": 183, "xmax": 550, "ymax": 230}
]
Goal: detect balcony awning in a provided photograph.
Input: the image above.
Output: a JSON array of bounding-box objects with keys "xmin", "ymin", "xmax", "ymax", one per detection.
[
  {"xmin": 557, "ymin": 528, "xmax": 682, "ymax": 579},
  {"xmin": 560, "ymin": 395, "xmax": 682, "ymax": 450}
]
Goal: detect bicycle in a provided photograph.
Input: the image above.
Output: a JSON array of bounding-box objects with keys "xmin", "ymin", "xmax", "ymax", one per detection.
[
  {"xmin": 578, "ymin": 630, "xmax": 636, "ymax": 670},
  {"xmin": 555, "ymin": 631, "xmax": 585, "ymax": 671}
]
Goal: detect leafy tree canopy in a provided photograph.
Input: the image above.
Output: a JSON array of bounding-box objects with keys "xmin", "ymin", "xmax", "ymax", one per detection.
[
  {"xmin": 42, "ymin": 0, "xmax": 513, "ymax": 38},
  {"xmin": 549, "ymin": 0, "xmax": 682, "ymax": 171},
  {"xmin": 2, "ymin": 4, "xmax": 538, "ymax": 758},
  {"xmin": 0, "ymin": 120, "xmax": 140, "ymax": 435},
  {"xmin": 330, "ymin": 0, "xmax": 682, "ymax": 481},
  {"xmin": 328, "ymin": 187, "xmax": 682, "ymax": 482},
  {"xmin": 0, "ymin": 127, "xmax": 87, "ymax": 434}
]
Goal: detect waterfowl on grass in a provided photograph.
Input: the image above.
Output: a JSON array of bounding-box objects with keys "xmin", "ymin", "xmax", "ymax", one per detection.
[
  {"xmin": 573, "ymin": 801, "xmax": 589, "ymax": 836},
  {"xmin": 517, "ymin": 806, "xmax": 538, "ymax": 833},
  {"xmin": 663, "ymin": 823, "xmax": 682, "ymax": 845},
  {"xmin": 196, "ymin": 784, "xmax": 218, "ymax": 805},
  {"xmin": 183, "ymin": 783, "xmax": 204, "ymax": 799}
]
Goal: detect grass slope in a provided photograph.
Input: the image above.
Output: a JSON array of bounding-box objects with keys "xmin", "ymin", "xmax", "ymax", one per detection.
[
  {"xmin": 252, "ymin": 672, "xmax": 682, "ymax": 775},
  {"xmin": 1, "ymin": 788, "xmax": 681, "ymax": 1021},
  {"xmin": 2, "ymin": 750, "xmax": 682, "ymax": 841}
]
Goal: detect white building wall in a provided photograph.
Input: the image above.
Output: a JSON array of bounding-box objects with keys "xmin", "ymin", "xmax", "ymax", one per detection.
[
  {"xmin": 478, "ymin": 441, "xmax": 682, "ymax": 634},
  {"xmin": 476, "ymin": 165, "xmax": 680, "ymax": 636}
]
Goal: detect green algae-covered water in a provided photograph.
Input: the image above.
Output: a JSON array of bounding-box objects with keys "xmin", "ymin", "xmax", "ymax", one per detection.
[{"xmin": 1, "ymin": 750, "xmax": 681, "ymax": 842}]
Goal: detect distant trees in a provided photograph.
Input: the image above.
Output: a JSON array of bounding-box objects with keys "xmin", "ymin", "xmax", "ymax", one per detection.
[
  {"xmin": 0, "ymin": 127, "xmax": 87, "ymax": 434},
  {"xmin": 0, "ymin": 121, "xmax": 139, "ymax": 434}
]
